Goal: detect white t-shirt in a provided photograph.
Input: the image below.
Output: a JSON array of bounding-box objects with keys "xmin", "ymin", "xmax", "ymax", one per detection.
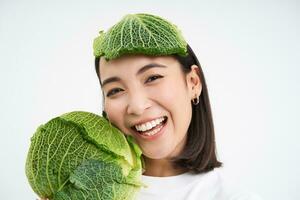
[{"xmin": 136, "ymin": 168, "xmax": 262, "ymax": 200}]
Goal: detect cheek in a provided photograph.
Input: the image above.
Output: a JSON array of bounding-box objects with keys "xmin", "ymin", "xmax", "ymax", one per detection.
[
  {"xmin": 154, "ymin": 78, "xmax": 189, "ymax": 108},
  {"xmin": 151, "ymin": 79, "xmax": 181, "ymax": 101},
  {"xmin": 104, "ymin": 100, "xmax": 127, "ymax": 134},
  {"xmin": 157, "ymin": 78, "xmax": 192, "ymax": 130}
]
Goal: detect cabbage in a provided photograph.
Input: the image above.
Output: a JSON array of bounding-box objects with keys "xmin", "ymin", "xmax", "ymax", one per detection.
[
  {"xmin": 93, "ymin": 13, "xmax": 188, "ymax": 60},
  {"xmin": 25, "ymin": 111, "xmax": 144, "ymax": 200}
]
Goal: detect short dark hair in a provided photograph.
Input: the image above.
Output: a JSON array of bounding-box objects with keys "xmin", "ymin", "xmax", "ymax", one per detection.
[{"xmin": 94, "ymin": 44, "xmax": 222, "ymax": 174}]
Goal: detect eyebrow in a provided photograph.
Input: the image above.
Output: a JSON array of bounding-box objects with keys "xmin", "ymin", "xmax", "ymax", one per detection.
[{"xmin": 101, "ymin": 63, "xmax": 167, "ymax": 88}]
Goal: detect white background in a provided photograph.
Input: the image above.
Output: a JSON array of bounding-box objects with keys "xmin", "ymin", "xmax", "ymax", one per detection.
[{"xmin": 0, "ymin": 0, "xmax": 299, "ymax": 199}]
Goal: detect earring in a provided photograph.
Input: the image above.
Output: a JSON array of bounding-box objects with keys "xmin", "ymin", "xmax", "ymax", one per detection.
[{"xmin": 192, "ymin": 96, "xmax": 199, "ymax": 105}]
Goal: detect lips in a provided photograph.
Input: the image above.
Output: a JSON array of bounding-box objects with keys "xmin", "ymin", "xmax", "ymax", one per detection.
[
  {"xmin": 134, "ymin": 117, "xmax": 165, "ymax": 132},
  {"xmin": 131, "ymin": 116, "xmax": 168, "ymax": 138}
]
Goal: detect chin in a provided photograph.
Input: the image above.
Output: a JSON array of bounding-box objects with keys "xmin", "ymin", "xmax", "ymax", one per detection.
[{"xmin": 142, "ymin": 148, "xmax": 176, "ymax": 160}]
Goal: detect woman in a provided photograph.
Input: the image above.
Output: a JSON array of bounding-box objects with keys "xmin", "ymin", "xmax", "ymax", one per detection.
[
  {"xmin": 42, "ymin": 13, "xmax": 261, "ymax": 200},
  {"xmin": 92, "ymin": 13, "xmax": 261, "ymax": 200}
]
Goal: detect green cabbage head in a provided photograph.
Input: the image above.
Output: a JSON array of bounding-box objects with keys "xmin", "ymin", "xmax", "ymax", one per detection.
[{"xmin": 25, "ymin": 111, "xmax": 144, "ymax": 200}]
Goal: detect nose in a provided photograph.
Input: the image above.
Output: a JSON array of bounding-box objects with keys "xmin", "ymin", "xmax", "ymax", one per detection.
[{"xmin": 126, "ymin": 90, "xmax": 151, "ymax": 116}]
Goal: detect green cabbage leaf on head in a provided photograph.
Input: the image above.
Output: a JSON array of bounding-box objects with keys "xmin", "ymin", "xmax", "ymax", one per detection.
[
  {"xmin": 93, "ymin": 13, "xmax": 188, "ymax": 60},
  {"xmin": 25, "ymin": 111, "xmax": 144, "ymax": 200}
]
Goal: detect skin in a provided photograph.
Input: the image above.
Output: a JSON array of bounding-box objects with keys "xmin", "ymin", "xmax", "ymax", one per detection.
[{"xmin": 99, "ymin": 54, "xmax": 201, "ymax": 177}]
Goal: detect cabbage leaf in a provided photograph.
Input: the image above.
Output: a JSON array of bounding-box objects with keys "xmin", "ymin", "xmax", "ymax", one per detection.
[{"xmin": 93, "ymin": 13, "xmax": 188, "ymax": 60}]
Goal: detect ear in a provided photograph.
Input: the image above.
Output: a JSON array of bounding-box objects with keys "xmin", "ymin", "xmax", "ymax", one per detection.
[{"xmin": 186, "ymin": 65, "xmax": 202, "ymax": 99}]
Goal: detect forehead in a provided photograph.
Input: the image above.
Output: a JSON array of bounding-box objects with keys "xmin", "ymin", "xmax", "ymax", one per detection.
[{"xmin": 99, "ymin": 54, "xmax": 180, "ymax": 78}]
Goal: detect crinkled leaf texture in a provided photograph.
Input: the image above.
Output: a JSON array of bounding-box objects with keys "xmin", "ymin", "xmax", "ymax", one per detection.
[
  {"xmin": 54, "ymin": 160, "xmax": 139, "ymax": 200},
  {"xmin": 25, "ymin": 111, "xmax": 143, "ymax": 200},
  {"xmin": 93, "ymin": 13, "xmax": 188, "ymax": 60}
]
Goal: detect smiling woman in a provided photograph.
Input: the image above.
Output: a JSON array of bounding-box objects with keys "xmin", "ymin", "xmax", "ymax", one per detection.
[{"xmin": 91, "ymin": 13, "xmax": 262, "ymax": 200}]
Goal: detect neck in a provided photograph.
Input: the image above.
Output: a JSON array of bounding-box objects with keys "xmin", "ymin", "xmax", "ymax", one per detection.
[{"xmin": 142, "ymin": 157, "xmax": 187, "ymax": 177}]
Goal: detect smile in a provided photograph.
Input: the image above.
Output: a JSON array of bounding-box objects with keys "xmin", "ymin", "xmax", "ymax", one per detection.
[{"xmin": 132, "ymin": 116, "xmax": 168, "ymax": 137}]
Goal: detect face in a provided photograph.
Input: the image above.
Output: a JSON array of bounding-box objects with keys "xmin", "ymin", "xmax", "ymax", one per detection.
[{"xmin": 99, "ymin": 54, "xmax": 201, "ymax": 160}]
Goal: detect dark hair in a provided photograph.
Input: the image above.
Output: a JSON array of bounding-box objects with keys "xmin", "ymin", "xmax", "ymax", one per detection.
[{"xmin": 94, "ymin": 44, "xmax": 222, "ymax": 174}]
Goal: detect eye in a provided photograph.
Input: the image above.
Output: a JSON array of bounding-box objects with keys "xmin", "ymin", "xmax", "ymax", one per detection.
[
  {"xmin": 145, "ymin": 75, "xmax": 163, "ymax": 83},
  {"xmin": 106, "ymin": 88, "xmax": 123, "ymax": 97}
]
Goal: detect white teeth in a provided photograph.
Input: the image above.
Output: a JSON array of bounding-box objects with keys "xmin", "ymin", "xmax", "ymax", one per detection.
[
  {"xmin": 135, "ymin": 117, "xmax": 165, "ymax": 132},
  {"xmin": 146, "ymin": 122, "xmax": 152, "ymax": 130},
  {"xmin": 155, "ymin": 119, "xmax": 160, "ymax": 124},
  {"xmin": 141, "ymin": 124, "xmax": 147, "ymax": 130},
  {"xmin": 142, "ymin": 124, "xmax": 163, "ymax": 136},
  {"xmin": 151, "ymin": 121, "xmax": 156, "ymax": 127}
]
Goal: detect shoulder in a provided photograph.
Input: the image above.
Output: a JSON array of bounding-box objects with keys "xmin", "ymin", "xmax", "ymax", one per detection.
[
  {"xmin": 138, "ymin": 168, "xmax": 224, "ymax": 199},
  {"xmin": 138, "ymin": 168, "xmax": 263, "ymax": 200}
]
